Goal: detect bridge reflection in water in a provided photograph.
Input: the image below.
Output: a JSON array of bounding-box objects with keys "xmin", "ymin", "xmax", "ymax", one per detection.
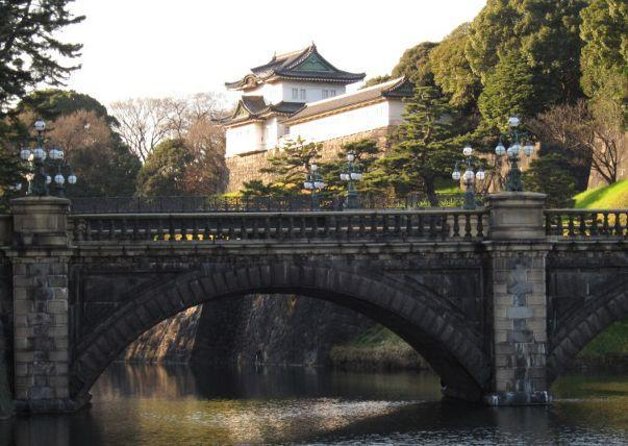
[{"xmin": 1, "ymin": 364, "xmax": 628, "ymax": 445}]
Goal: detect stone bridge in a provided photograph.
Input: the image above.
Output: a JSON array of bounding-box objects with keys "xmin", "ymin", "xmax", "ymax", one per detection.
[{"xmin": 0, "ymin": 194, "xmax": 626, "ymax": 414}]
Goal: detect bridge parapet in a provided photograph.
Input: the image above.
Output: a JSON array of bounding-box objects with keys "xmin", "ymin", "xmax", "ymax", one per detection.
[
  {"xmin": 545, "ymin": 209, "xmax": 628, "ymax": 239},
  {"xmin": 68, "ymin": 209, "xmax": 489, "ymax": 244}
]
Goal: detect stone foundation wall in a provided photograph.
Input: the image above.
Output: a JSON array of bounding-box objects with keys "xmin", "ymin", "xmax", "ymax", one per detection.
[{"xmin": 226, "ymin": 126, "xmax": 397, "ymax": 193}]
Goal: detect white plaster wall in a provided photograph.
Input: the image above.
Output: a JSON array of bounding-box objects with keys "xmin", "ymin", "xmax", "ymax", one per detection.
[
  {"xmin": 288, "ymin": 101, "xmax": 391, "ymax": 142},
  {"xmin": 388, "ymin": 99, "xmax": 406, "ymax": 125},
  {"xmin": 279, "ymin": 81, "xmax": 347, "ymax": 103},
  {"xmin": 263, "ymin": 117, "xmax": 280, "ymax": 149},
  {"xmin": 226, "ymin": 122, "xmax": 264, "ymax": 157},
  {"xmin": 246, "ymin": 83, "xmax": 283, "ymax": 104}
]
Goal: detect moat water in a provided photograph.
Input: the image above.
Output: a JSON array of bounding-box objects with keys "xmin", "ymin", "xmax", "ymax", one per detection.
[{"xmin": 1, "ymin": 363, "xmax": 627, "ymax": 445}]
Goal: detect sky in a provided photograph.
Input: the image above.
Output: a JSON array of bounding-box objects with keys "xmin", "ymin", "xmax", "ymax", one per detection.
[{"xmin": 62, "ymin": 0, "xmax": 487, "ymax": 107}]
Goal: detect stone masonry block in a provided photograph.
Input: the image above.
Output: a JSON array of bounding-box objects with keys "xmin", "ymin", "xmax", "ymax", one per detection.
[
  {"xmin": 47, "ymin": 300, "xmax": 68, "ymax": 314},
  {"xmin": 507, "ymin": 306, "xmax": 534, "ymax": 319}
]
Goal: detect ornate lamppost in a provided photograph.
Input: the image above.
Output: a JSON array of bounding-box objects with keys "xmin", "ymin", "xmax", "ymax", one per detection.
[
  {"xmin": 452, "ymin": 144, "xmax": 485, "ymax": 210},
  {"xmin": 18, "ymin": 118, "xmax": 77, "ymax": 197},
  {"xmin": 339, "ymin": 152, "xmax": 363, "ymax": 209},
  {"xmin": 303, "ymin": 162, "xmax": 325, "ymax": 210},
  {"xmin": 494, "ymin": 116, "xmax": 535, "ymax": 192}
]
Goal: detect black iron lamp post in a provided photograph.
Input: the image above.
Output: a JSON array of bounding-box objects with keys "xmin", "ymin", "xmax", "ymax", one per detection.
[
  {"xmin": 452, "ymin": 144, "xmax": 485, "ymax": 210},
  {"xmin": 303, "ymin": 162, "xmax": 326, "ymax": 210},
  {"xmin": 340, "ymin": 152, "xmax": 363, "ymax": 209},
  {"xmin": 494, "ymin": 116, "xmax": 535, "ymax": 192},
  {"xmin": 18, "ymin": 118, "xmax": 77, "ymax": 197}
]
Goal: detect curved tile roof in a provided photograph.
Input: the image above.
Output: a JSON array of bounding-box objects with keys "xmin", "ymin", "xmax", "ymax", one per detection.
[{"xmin": 226, "ymin": 43, "xmax": 365, "ymax": 90}]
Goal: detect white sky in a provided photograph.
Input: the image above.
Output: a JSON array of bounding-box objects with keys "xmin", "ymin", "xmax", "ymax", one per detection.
[{"xmin": 62, "ymin": 0, "xmax": 486, "ymax": 107}]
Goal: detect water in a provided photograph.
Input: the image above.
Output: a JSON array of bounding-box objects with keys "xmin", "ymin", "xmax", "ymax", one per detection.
[{"xmin": 1, "ymin": 364, "xmax": 627, "ymax": 445}]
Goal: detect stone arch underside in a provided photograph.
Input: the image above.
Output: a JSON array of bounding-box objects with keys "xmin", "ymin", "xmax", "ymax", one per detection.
[
  {"xmin": 70, "ymin": 262, "xmax": 491, "ymax": 401},
  {"xmin": 547, "ymin": 276, "xmax": 628, "ymax": 383}
]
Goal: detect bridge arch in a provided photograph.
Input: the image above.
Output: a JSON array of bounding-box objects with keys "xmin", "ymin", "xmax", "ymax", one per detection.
[
  {"xmin": 547, "ymin": 276, "xmax": 628, "ymax": 383},
  {"xmin": 70, "ymin": 261, "xmax": 491, "ymax": 402}
]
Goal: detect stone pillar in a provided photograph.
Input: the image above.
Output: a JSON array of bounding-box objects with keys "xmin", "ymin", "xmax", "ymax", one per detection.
[
  {"xmin": 485, "ymin": 193, "xmax": 551, "ymax": 405},
  {"xmin": 8, "ymin": 197, "xmax": 81, "ymax": 413}
]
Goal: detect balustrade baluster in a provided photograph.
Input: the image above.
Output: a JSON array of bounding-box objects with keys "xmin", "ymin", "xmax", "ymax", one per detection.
[
  {"xmin": 602, "ymin": 212, "xmax": 610, "ymax": 235},
  {"xmin": 428, "ymin": 214, "xmax": 436, "ymax": 238},
  {"xmin": 567, "ymin": 214, "xmax": 575, "ymax": 238},
  {"xmin": 579, "ymin": 213, "xmax": 586, "ymax": 236},
  {"xmin": 347, "ymin": 215, "xmax": 353, "ymax": 239},
  {"xmin": 590, "ymin": 212, "xmax": 598, "ymax": 236},
  {"xmin": 168, "ymin": 217, "xmax": 175, "ymax": 241},
  {"xmin": 615, "ymin": 211, "xmax": 628, "ymax": 237},
  {"xmin": 476, "ymin": 212, "xmax": 484, "ymax": 238},
  {"xmin": 453, "ymin": 214, "xmax": 460, "ymax": 238},
  {"xmin": 464, "ymin": 213, "xmax": 472, "ymax": 239},
  {"xmin": 556, "ymin": 214, "xmax": 564, "ymax": 237}
]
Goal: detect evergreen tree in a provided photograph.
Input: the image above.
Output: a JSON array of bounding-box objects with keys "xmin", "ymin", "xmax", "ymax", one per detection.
[
  {"xmin": 466, "ymin": 0, "xmax": 587, "ymax": 108},
  {"xmin": 477, "ymin": 50, "xmax": 537, "ymax": 131},
  {"xmin": 579, "ymin": 0, "xmax": 627, "ymax": 124},
  {"xmin": 320, "ymin": 139, "xmax": 381, "ymax": 194},
  {"xmin": 136, "ymin": 138, "xmax": 192, "ymax": 197},
  {"xmin": 522, "ymin": 153, "xmax": 577, "ymax": 207},
  {"xmin": 391, "ymin": 42, "xmax": 438, "ymax": 86},
  {"xmin": 378, "ymin": 86, "xmax": 460, "ymax": 205},
  {"xmin": 256, "ymin": 137, "xmax": 322, "ymax": 194},
  {"xmin": 0, "ymin": 1, "xmax": 84, "ymax": 112},
  {"xmin": 429, "ymin": 23, "xmax": 482, "ymax": 110}
]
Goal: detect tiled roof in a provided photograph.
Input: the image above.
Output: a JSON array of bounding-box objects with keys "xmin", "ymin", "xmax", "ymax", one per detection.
[
  {"xmin": 225, "ymin": 43, "xmax": 365, "ymax": 90},
  {"xmin": 220, "ymin": 96, "xmax": 305, "ymax": 127},
  {"xmin": 283, "ymin": 77, "xmax": 413, "ymax": 124}
]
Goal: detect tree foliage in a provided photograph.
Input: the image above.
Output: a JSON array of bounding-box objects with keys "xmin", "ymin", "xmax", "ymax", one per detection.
[
  {"xmin": 579, "ymin": 0, "xmax": 627, "ymax": 122},
  {"xmin": 111, "ymin": 93, "xmax": 225, "ymax": 163},
  {"xmin": 361, "ymin": 75, "xmax": 392, "ymax": 89},
  {"xmin": 466, "ymin": 0, "xmax": 586, "ymax": 109},
  {"xmin": 377, "ymin": 86, "xmax": 460, "ymax": 204},
  {"xmin": 529, "ymin": 100, "xmax": 625, "ymax": 186},
  {"xmin": 477, "ymin": 50, "xmax": 537, "ymax": 131},
  {"xmin": 0, "ymin": 1, "xmax": 84, "ymax": 112},
  {"xmin": 391, "ymin": 42, "xmax": 438, "ymax": 86},
  {"xmin": 256, "ymin": 137, "xmax": 322, "ymax": 194},
  {"xmin": 136, "ymin": 138, "xmax": 193, "ymax": 197},
  {"xmin": 320, "ymin": 139, "xmax": 381, "ymax": 193},
  {"xmin": 522, "ymin": 153, "xmax": 577, "ymax": 207},
  {"xmin": 429, "ymin": 23, "xmax": 482, "ymax": 109}
]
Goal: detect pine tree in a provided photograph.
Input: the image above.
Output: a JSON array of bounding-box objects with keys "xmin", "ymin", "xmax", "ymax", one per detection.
[
  {"xmin": 477, "ymin": 50, "xmax": 537, "ymax": 131},
  {"xmin": 378, "ymin": 86, "xmax": 460, "ymax": 205}
]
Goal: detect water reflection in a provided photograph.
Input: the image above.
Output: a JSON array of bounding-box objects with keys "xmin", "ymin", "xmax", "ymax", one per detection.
[{"xmin": 0, "ymin": 364, "xmax": 627, "ymax": 445}]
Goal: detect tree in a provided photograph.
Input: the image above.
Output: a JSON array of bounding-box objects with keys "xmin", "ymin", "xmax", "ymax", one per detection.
[
  {"xmin": 378, "ymin": 86, "xmax": 460, "ymax": 205},
  {"xmin": 522, "ymin": 153, "xmax": 577, "ymax": 207},
  {"xmin": 477, "ymin": 50, "xmax": 537, "ymax": 131},
  {"xmin": 0, "ymin": 1, "xmax": 84, "ymax": 112},
  {"xmin": 182, "ymin": 115, "xmax": 227, "ymax": 195},
  {"xmin": 579, "ymin": 0, "xmax": 627, "ymax": 124},
  {"xmin": 111, "ymin": 93, "xmax": 226, "ymax": 163},
  {"xmin": 429, "ymin": 23, "xmax": 482, "ymax": 110},
  {"xmin": 361, "ymin": 75, "xmax": 392, "ymax": 89},
  {"xmin": 136, "ymin": 138, "xmax": 193, "ymax": 197},
  {"xmin": 466, "ymin": 0, "xmax": 587, "ymax": 108},
  {"xmin": 45, "ymin": 110, "xmax": 140, "ymax": 197},
  {"xmin": 110, "ymin": 98, "xmax": 172, "ymax": 163},
  {"xmin": 529, "ymin": 100, "xmax": 625, "ymax": 186},
  {"xmin": 391, "ymin": 42, "xmax": 438, "ymax": 86},
  {"xmin": 257, "ymin": 137, "xmax": 322, "ymax": 194},
  {"xmin": 320, "ymin": 139, "xmax": 381, "ymax": 193}
]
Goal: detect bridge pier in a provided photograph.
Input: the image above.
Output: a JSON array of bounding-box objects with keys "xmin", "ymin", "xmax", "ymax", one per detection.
[
  {"xmin": 7, "ymin": 197, "xmax": 85, "ymax": 413},
  {"xmin": 484, "ymin": 193, "xmax": 551, "ymax": 405}
]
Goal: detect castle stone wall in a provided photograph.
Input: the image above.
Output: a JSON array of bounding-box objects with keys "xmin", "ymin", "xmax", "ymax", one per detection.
[{"xmin": 226, "ymin": 126, "xmax": 396, "ymax": 193}]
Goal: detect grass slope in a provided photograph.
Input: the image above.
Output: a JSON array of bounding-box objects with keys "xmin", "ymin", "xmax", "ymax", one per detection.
[
  {"xmin": 574, "ymin": 180, "xmax": 628, "ymax": 209},
  {"xmin": 576, "ymin": 180, "xmax": 628, "ymax": 359}
]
